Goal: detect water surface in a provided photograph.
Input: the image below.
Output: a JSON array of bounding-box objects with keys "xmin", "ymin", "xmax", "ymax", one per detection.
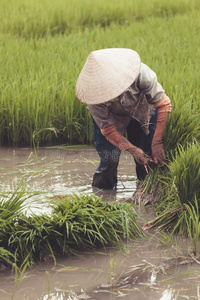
[{"xmin": 0, "ymin": 147, "xmax": 200, "ymax": 300}]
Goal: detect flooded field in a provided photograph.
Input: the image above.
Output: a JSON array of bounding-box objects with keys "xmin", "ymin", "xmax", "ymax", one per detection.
[
  {"xmin": 0, "ymin": 146, "xmax": 200, "ymax": 300},
  {"xmin": 0, "ymin": 146, "xmax": 136, "ymax": 203}
]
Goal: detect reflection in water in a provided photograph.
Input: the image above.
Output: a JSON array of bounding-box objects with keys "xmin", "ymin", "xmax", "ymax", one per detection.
[
  {"xmin": 0, "ymin": 147, "xmax": 137, "ymax": 203},
  {"xmin": 160, "ymin": 288, "xmax": 176, "ymax": 300},
  {"xmin": 0, "ymin": 147, "xmax": 137, "ymax": 217},
  {"xmin": 41, "ymin": 293, "xmax": 65, "ymax": 300},
  {"xmin": 41, "ymin": 291, "xmax": 90, "ymax": 300},
  {"xmin": 150, "ymin": 271, "xmax": 157, "ymax": 285},
  {"xmin": 41, "ymin": 292, "xmax": 85, "ymax": 300}
]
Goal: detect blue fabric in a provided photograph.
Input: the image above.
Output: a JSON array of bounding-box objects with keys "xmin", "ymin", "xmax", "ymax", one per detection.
[{"xmin": 92, "ymin": 119, "xmax": 121, "ymax": 188}]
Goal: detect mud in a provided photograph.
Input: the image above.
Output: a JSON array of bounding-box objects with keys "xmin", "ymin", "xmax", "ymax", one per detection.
[{"xmin": 0, "ymin": 146, "xmax": 200, "ymax": 300}]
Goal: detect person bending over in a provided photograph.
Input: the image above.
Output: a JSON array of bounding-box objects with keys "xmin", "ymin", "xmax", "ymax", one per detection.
[{"xmin": 76, "ymin": 48, "xmax": 172, "ymax": 189}]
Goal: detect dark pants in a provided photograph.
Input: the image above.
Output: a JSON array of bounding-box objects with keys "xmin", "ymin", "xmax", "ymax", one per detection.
[{"xmin": 92, "ymin": 110, "xmax": 157, "ymax": 189}]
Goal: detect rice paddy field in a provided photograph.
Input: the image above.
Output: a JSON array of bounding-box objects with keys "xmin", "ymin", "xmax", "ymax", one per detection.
[
  {"xmin": 0, "ymin": 0, "xmax": 200, "ymax": 146},
  {"xmin": 1, "ymin": 0, "xmax": 200, "ymax": 299}
]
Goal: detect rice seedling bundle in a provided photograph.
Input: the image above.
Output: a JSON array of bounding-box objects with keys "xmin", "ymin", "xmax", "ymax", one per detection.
[
  {"xmin": 144, "ymin": 143, "xmax": 200, "ymax": 254},
  {"xmin": 141, "ymin": 86, "xmax": 200, "ymax": 253},
  {"xmin": 168, "ymin": 143, "xmax": 200, "ymax": 207},
  {"xmin": 0, "ymin": 191, "xmax": 143, "ymax": 268}
]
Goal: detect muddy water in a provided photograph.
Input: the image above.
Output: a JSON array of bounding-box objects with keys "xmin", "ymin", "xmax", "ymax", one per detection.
[
  {"xmin": 0, "ymin": 147, "xmax": 200, "ymax": 300},
  {"xmin": 0, "ymin": 146, "xmax": 136, "ymax": 202}
]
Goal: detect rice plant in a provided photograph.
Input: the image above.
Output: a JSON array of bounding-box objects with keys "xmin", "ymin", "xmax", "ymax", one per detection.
[
  {"xmin": 164, "ymin": 104, "xmax": 200, "ymax": 159},
  {"xmin": 0, "ymin": 247, "xmax": 14, "ymax": 267},
  {"xmin": 0, "ymin": 1, "xmax": 200, "ymax": 146},
  {"xmin": 168, "ymin": 143, "xmax": 200, "ymax": 207},
  {"xmin": 142, "ymin": 102, "xmax": 200, "ymax": 195},
  {"xmin": 0, "ymin": 0, "xmax": 199, "ymax": 38},
  {"xmin": 184, "ymin": 197, "xmax": 200, "ymax": 256},
  {"xmin": 144, "ymin": 143, "xmax": 200, "ymax": 254}
]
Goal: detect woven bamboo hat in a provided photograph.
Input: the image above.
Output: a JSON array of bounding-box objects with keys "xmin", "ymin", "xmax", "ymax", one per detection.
[{"xmin": 76, "ymin": 48, "xmax": 141, "ymax": 105}]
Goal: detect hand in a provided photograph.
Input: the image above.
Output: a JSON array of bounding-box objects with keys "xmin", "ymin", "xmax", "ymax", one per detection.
[
  {"xmin": 151, "ymin": 141, "xmax": 166, "ymax": 166},
  {"xmin": 130, "ymin": 147, "xmax": 153, "ymax": 166}
]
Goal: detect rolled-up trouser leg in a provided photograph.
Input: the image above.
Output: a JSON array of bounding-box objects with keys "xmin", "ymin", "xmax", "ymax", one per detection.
[
  {"xmin": 92, "ymin": 119, "xmax": 121, "ymax": 189},
  {"xmin": 127, "ymin": 109, "xmax": 157, "ymax": 181}
]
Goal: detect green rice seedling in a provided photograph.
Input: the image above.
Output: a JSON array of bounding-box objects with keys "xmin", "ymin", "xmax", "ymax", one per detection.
[
  {"xmin": 0, "ymin": 0, "xmax": 199, "ymax": 38},
  {"xmin": 150, "ymin": 230, "xmax": 175, "ymax": 248},
  {"xmin": 51, "ymin": 193, "xmax": 144, "ymax": 249},
  {"xmin": 32, "ymin": 127, "xmax": 59, "ymax": 149},
  {"xmin": 7, "ymin": 213, "xmax": 61, "ymax": 267},
  {"xmin": 0, "ymin": 186, "xmax": 40, "ymax": 266},
  {"xmin": 141, "ymin": 164, "xmax": 166, "ymax": 195},
  {"xmin": 167, "ymin": 143, "xmax": 200, "ymax": 207},
  {"xmin": 184, "ymin": 197, "xmax": 200, "ymax": 256},
  {"xmin": 144, "ymin": 205, "xmax": 187, "ymax": 233},
  {"xmin": 0, "ymin": 184, "xmax": 29, "ymax": 242},
  {"xmin": 0, "ymin": 263, "xmax": 29, "ymax": 300},
  {"xmin": 45, "ymin": 271, "xmax": 51, "ymax": 297},
  {"xmin": 10, "ymin": 263, "xmax": 29, "ymax": 300},
  {"xmin": 144, "ymin": 143, "xmax": 200, "ymax": 252},
  {"xmin": 0, "ymin": 32, "xmax": 94, "ymax": 146},
  {"xmin": 164, "ymin": 104, "xmax": 200, "ymax": 160},
  {"xmin": 0, "ymin": 189, "xmax": 143, "ymax": 268},
  {"xmin": 0, "ymin": 247, "xmax": 14, "ymax": 267},
  {"xmin": 142, "ymin": 103, "xmax": 200, "ymax": 195},
  {"xmin": 0, "ymin": 6, "xmax": 200, "ymax": 146},
  {"xmin": 0, "ymin": 189, "xmax": 26, "ymax": 220}
]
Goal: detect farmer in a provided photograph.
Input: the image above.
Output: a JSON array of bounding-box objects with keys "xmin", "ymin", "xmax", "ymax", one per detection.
[{"xmin": 76, "ymin": 48, "xmax": 172, "ymax": 189}]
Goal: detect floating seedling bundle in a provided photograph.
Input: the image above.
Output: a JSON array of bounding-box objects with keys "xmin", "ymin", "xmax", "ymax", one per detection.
[{"xmin": 0, "ymin": 190, "xmax": 143, "ymax": 269}]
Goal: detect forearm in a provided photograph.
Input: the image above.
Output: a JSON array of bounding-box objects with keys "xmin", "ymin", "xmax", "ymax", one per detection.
[
  {"xmin": 101, "ymin": 125, "xmax": 152, "ymax": 165},
  {"xmin": 101, "ymin": 125, "xmax": 135, "ymax": 152},
  {"xmin": 152, "ymin": 94, "xmax": 172, "ymax": 164},
  {"xmin": 154, "ymin": 94, "xmax": 172, "ymax": 135}
]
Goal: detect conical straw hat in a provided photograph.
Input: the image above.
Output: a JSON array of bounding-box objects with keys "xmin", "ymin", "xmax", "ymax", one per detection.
[{"xmin": 76, "ymin": 48, "xmax": 141, "ymax": 105}]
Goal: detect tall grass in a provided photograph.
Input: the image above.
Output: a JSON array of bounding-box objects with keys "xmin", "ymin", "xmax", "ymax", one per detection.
[{"xmin": 0, "ymin": 0, "xmax": 200, "ymax": 146}]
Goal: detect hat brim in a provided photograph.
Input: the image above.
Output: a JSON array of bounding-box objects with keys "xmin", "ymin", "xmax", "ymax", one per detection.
[{"xmin": 76, "ymin": 48, "xmax": 141, "ymax": 105}]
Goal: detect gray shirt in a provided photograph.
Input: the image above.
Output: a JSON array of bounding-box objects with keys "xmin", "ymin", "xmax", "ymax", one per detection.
[{"xmin": 88, "ymin": 63, "xmax": 165, "ymax": 136}]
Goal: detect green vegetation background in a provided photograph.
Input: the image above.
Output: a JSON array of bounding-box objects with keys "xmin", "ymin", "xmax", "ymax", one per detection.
[{"xmin": 0, "ymin": 0, "xmax": 199, "ymax": 146}]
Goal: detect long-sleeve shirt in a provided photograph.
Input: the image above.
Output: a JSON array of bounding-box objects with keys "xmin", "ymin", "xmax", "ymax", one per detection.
[{"xmin": 88, "ymin": 63, "xmax": 165, "ymax": 136}]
